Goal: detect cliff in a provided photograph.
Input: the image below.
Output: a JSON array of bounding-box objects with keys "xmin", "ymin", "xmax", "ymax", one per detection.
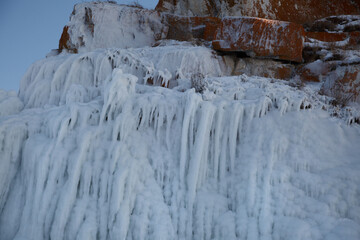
[
  {"xmin": 156, "ymin": 0, "xmax": 360, "ymax": 24},
  {"xmin": 0, "ymin": 2, "xmax": 360, "ymax": 240}
]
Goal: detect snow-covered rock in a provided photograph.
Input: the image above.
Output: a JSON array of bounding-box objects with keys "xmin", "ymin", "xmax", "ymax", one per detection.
[
  {"xmin": 59, "ymin": 2, "xmax": 167, "ymax": 53},
  {"xmin": 320, "ymin": 65, "xmax": 360, "ymax": 105},
  {"xmin": 233, "ymin": 58, "xmax": 295, "ymax": 80},
  {"xmin": 163, "ymin": 14, "xmax": 220, "ymax": 42},
  {"xmin": 212, "ymin": 17, "xmax": 305, "ymax": 62},
  {"xmin": 306, "ymin": 15, "xmax": 360, "ymax": 33},
  {"xmin": 1, "ymin": 2, "xmax": 360, "ymax": 240},
  {"xmin": 156, "ymin": 0, "xmax": 360, "ymax": 24}
]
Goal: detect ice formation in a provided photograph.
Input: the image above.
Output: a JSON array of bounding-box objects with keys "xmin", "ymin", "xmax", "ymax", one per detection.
[
  {"xmin": 1, "ymin": 2, "xmax": 360, "ymax": 240},
  {"xmin": 63, "ymin": 3, "xmax": 166, "ymax": 52}
]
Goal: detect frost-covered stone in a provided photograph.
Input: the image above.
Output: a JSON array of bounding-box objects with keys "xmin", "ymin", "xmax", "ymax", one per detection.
[
  {"xmin": 297, "ymin": 60, "xmax": 330, "ymax": 82},
  {"xmin": 59, "ymin": 2, "xmax": 166, "ymax": 53},
  {"xmin": 156, "ymin": 0, "xmax": 360, "ymax": 24},
  {"xmin": 306, "ymin": 15, "xmax": 360, "ymax": 33},
  {"xmin": 1, "ymin": 2, "xmax": 360, "ymax": 240},
  {"xmin": 305, "ymin": 32, "xmax": 360, "ymax": 52},
  {"xmin": 164, "ymin": 14, "xmax": 220, "ymax": 42},
  {"xmin": 321, "ymin": 65, "xmax": 360, "ymax": 105},
  {"xmin": 212, "ymin": 17, "xmax": 305, "ymax": 62},
  {"xmin": 233, "ymin": 58, "xmax": 295, "ymax": 80}
]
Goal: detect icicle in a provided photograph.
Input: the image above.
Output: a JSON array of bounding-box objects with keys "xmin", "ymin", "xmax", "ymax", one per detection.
[{"xmin": 179, "ymin": 89, "xmax": 200, "ymax": 184}]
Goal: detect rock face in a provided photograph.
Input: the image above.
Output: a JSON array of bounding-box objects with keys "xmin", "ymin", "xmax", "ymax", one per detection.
[
  {"xmin": 57, "ymin": 1, "xmax": 360, "ymax": 105},
  {"xmin": 212, "ymin": 17, "xmax": 305, "ymax": 62},
  {"xmin": 321, "ymin": 65, "xmax": 360, "ymax": 105},
  {"xmin": 155, "ymin": 0, "xmax": 360, "ymax": 24},
  {"xmin": 59, "ymin": 2, "xmax": 166, "ymax": 53},
  {"xmin": 233, "ymin": 58, "xmax": 295, "ymax": 80},
  {"xmin": 305, "ymin": 15, "xmax": 360, "ymax": 32},
  {"xmin": 163, "ymin": 15, "xmax": 221, "ymax": 42}
]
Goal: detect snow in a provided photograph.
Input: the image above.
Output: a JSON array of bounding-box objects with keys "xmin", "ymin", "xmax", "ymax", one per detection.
[
  {"xmin": 1, "ymin": 47, "xmax": 360, "ymax": 239},
  {"xmin": 1, "ymin": 2, "xmax": 360, "ymax": 240},
  {"xmin": 65, "ymin": 2, "xmax": 166, "ymax": 52},
  {"xmin": 19, "ymin": 44, "xmax": 229, "ymax": 108},
  {"xmin": 0, "ymin": 90, "xmax": 24, "ymax": 117}
]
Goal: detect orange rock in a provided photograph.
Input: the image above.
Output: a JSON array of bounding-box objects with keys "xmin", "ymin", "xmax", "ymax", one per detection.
[
  {"xmin": 306, "ymin": 31, "xmax": 360, "ymax": 46},
  {"xmin": 155, "ymin": 0, "xmax": 360, "ymax": 25},
  {"xmin": 321, "ymin": 66, "xmax": 360, "ymax": 105},
  {"xmin": 239, "ymin": 0, "xmax": 360, "ymax": 25},
  {"xmin": 348, "ymin": 32, "xmax": 360, "ymax": 46},
  {"xmin": 59, "ymin": 26, "xmax": 78, "ymax": 53},
  {"xmin": 306, "ymin": 32, "xmax": 347, "ymax": 42},
  {"xmin": 297, "ymin": 61, "xmax": 330, "ymax": 82},
  {"xmin": 306, "ymin": 15, "xmax": 360, "ymax": 32},
  {"xmin": 212, "ymin": 17, "xmax": 305, "ymax": 62},
  {"xmin": 164, "ymin": 14, "xmax": 221, "ymax": 41},
  {"xmin": 233, "ymin": 58, "xmax": 295, "ymax": 80}
]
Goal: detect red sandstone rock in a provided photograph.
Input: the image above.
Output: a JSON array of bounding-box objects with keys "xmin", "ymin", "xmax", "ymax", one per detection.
[
  {"xmin": 156, "ymin": 0, "xmax": 360, "ymax": 25},
  {"xmin": 306, "ymin": 32, "xmax": 348, "ymax": 43},
  {"xmin": 306, "ymin": 32, "xmax": 360, "ymax": 46},
  {"xmin": 59, "ymin": 26, "xmax": 78, "ymax": 53},
  {"xmin": 164, "ymin": 14, "xmax": 221, "ymax": 41},
  {"xmin": 233, "ymin": 58, "xmax": 295, "ymax": 80},
  {"xmin": 306, "ymin": 15, "xmax": 360, "ymax": 32},
  {"xmin": 297, "ymin": 61, "xmax": 330, "ymax": 82},
  {"xmin": 212, "ymin": 17, "xmax": 305, "ymax": 62},
  {"xmin": 321, "ymin": 65, "xmax": 360, "ymax": 105}
]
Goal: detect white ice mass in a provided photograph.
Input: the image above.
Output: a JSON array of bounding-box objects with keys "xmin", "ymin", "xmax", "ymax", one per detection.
[{"xmin": 1, "ymin": 2, "xmax": 360, "ymax": 240}]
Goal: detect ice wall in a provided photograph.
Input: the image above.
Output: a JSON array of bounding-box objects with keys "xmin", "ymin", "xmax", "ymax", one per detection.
[
  {"xmin": 19, "ymin": 44, "xmax": 230, "ymax": 109},
  {"xmin": 1, "ymin": 2, "xmax": 360, "ymax": 238},
  {"xmin": 62, "ymin": 2, "xmax": 166, "ymax": 52},
  {"xmin": 1, "ymin": 44, "xmax": 360, "ymax": 239}
]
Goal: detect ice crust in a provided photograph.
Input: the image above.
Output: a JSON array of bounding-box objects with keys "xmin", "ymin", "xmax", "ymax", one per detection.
[
  {"xmin": 0, "ymin": 90, "xmax": 24, "ymax": 117},
  {"xmin": 1, "ymin": 42, "xmax": 360, "ymax": 240},
  {"xmin": 1, "ymin": 3, "xmax": 360, "ymax": 240},
  {"xmin": 19, "ymin": 44, "xmax": 229, "ymax": 108},
  {"xmin": 65, "ymin": 3, "xmax": 166, "ymax": 52}
]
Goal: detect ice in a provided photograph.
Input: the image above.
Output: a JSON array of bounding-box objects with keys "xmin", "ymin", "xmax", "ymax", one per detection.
[
  {"xmin": 0, "ymin": 90, "xmax": 24, "ymax": 117},
  {"xmin": 64, "ymin": 2, "xmax": 166, "ymax": 52},
  {"xmin": 1, "ymin": 4, "xmax": 360, "ymax": 238},
  {"xmin": 19, "ymin": 44, "xmax": 229, "ymax": 108},
  {"xmin": 1, "ymin": 50, "xmax": 360, "ymax": 239}
]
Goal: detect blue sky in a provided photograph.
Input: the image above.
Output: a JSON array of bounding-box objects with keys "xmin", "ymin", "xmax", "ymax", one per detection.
[{"xmin": 0, "ymin": 0, "xmax": 158, "ymax": 91}]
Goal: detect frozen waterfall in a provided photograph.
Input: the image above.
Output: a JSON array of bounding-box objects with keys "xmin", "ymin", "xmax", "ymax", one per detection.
[{"xmin": 0, "ymin": 42, "xmax": 360, "ymax": 240}]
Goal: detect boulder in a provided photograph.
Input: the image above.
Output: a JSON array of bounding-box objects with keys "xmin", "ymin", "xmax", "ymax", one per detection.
[
  {"xmin": 59, "ymin": 2, "xmax": 166, "ymax": 53},
  {"xmin": 305, "ymin": 32, "xmax": 360, "ymax": 48},
  {"xmin": 305, "ymin": 15, "xmax": 360, "ymax": 32},
  {"xmin": 306, "ymin": 32, "xmax": 348, "ymax": 43},
  {"xmin": 296, "ymin": 60, "xmax": 330, "ymax": 82},
  {"xmin": 320, "ymin": 65, "xmax": 360, "ymax": 105},
  {"xmin": 155, "ymin": 0, "xmax": 360, "ymax": 24},
  {"xmin": 233, "ymin": 58, "xmax": 295, "ymax": 80},
  {"xmin": 163, "ymin": 14, "xmax": 221, "ymax": 42},
  {"xmin": 212, "ymin": 17, "xmax": 305, "ymax": 62}
]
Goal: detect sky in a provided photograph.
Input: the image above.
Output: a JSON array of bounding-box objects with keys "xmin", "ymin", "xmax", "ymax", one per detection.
[{"xmin": 0, "ymin": 0, "xmax": 158, "ymax": 91}]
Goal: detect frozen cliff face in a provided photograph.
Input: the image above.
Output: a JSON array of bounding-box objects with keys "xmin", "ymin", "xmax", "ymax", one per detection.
[
  {"xmin": 2, "ymin": 41, "xmax": 360, "ymax": 239},
  {"xmin": 59, "ymin": 2, "xmax": 167, "ymax": 53},
  {"xmin": 19, "ymin": 43, "xmax": 231, "ymax": 109},
  {"xmin": 0, "ymin": 90, "xmax": 23, "ymax": 117},
  {"xmin": 1, "ymin": 2, "xmax": 360, "ymax": 240},
  {"xmin": 156, "ymin": 0, "xmax": 360, "ymax": 24}
]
